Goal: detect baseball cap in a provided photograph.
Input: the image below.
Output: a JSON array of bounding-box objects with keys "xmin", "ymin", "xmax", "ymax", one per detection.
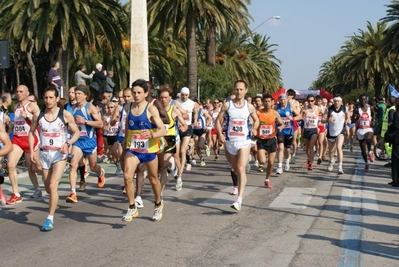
[
  {"xmin": 180, "ymin": 87, "xmax": 190, "ymax": 95},
  {"xmin": 111, "ymin": 97, "xmax": 118, "ymax": 102}
]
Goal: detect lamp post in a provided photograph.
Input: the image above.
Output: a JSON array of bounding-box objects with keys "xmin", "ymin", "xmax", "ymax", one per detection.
[
  {"xmin": 251, "ymin": 15, "xmax": 281, "ymax": 32},
  {"xmin": 197, "ymin": 78, "xmax": 201, "ymax": 102}
]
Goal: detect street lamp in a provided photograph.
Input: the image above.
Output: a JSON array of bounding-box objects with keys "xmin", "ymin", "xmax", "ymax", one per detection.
[
  {"xmin": 251, "ymin": 15, "xmax": 281, "ymax": 32},
  {"xmin": 197, "ymin": 78, "xmax": 201, "ymax": 102}
]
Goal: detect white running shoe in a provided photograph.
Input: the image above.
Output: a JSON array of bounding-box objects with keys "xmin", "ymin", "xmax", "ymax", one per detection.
[
  {"xmin": 231, "ymin": 201, "xmax": 242, "ymax": 211},
  {"xmin": 135, "ymin": 196, "xmax": 144, "ymax": 208},
  {"xmin": 284, "ymin": 162, "xmax": 290, "ymax": 172},
  {"xmin": 276, "ymin": 166, "xmax": 283, "ymax": 175},
  {"xmin": 254, "ymin": 160, "xmax": 259, "ymax": 167},
  {"xmin": 175, "ymin": 180, "xmax": 183, "ymax": 191},
  {"xmin": 230, "ymin": 187, "xmax": 238, "ymax": 195},
  {"xmin": 122, "ymin": 207, "xmax": 139, "ymax": 222},
  {"xmin": 338, "ymin": 167, "xmax": 344, "ymax": 175},
  {"xmin": 152, "ymin": 202, "xmax": 164, "ymax": 221},
  {"xmin": 327, "ymin": 159, "xmax": 335, "ymax": 171},
  {"xmin": 186, "ymin": 164, "xmax": 192, "ymax": 171},
  {"xmin": 191, "ymin": 159, "xmax": 197, "ymax": 165},
  {"xmin": 168, "ymin": 157, "xmax": 175, "ymax": 172},
  {"xmin": 204, "ymin": 145, "xmax": 211, "ymax": 157}
]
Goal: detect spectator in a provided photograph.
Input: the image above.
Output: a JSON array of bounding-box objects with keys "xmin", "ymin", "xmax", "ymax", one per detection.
[
  {"xmin": 104, "ymin": 70, "xmax": 115, "ymax": 94},
  {"xmin": 74, "ymin": 64, "xmax": 94, "ymax": 85},
  {"xmin": 389, "ymin": 98, "xmax": 399, "ymax": 187},
  {"xmin": 48, "ymin": 61, "xmax": 62, "ymax": 95},
  {"xmin": 91, "ymin": 63, "xmax": 107, "ymax": 106}
]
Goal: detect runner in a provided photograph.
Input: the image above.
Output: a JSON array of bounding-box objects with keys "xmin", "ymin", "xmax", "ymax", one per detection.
[
  {"xmin": 351, "ymin": 94, "xmax": 375, "ymax": 172},
  {"xmin": 176, "ymin": 87, "xmax": 197, "ymax": 190},
  {"xmin": 192, "ymin": 99, "xmax": 212, "ymax": 167},
  {"xmin": 103, "ymin": 102, "xmax": 120, "ymax": 173},
  {"xmin": 29, "ymin": 87, "xmax": 80, "ymax": 231},
  {"xmin": 256, "ymin": 94, "xmax": 284, "ymax": 189},
  {"xmin": 0, "ymin": 120, "xmax": 13, "ymax": 206},
  {"xmin": 121, "ymin": 79, "xmax": 166, "ymax": 222},
  {"xmin": 345, "ymin": 100, "xmax": 356, "ymax": 152},
  {"xmin": 66, "ymin": 85, "xmax": 105, "ymax": 203},
  {"xmin": 209, "ymin": 99, "xmax": 221, "ymax": 161},
  {"xmin": 159, "ymin": 87, "xmax": 187, "ymax": 193},
  {"xmin": 321, "ymin": 95, "xmax": 350, "ymax": 174},
  {"xmin": 301, "ymin": 94, "xmax": 320, "ymax": 170},
  {"xmin": 286, "ymin": 89, "xmax": 302, "ymax": 163},
  {"xmin": 252, "ymin": 95, "xmax": 263, "ymax": 170},
  {"xmin": 6, "ymin": 85, "xmax": 42, "ymax": 205},
  {"xmin": 315, "ymin": 95, "xmax": 328, "ymax": 164},
  {"xmin": 215, "ymin": 80, "xmax": 259, "ymax": 211},
  {"xmin": 275, "ymin": 94, "xmax": 301, "ymax": 174}
]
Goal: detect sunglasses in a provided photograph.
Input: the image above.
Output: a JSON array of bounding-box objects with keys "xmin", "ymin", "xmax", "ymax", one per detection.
[
  {"xmin": 308, "ymin": 100, "xmax": 315, "ymax": 102},
  {"xmin": 213, "ymin": 102, "xmax": 219, "ymax": 104}
]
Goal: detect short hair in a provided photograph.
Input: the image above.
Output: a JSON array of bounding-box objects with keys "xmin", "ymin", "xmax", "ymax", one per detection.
[
  {"xmin": 234, "ymin": 80, "xmax": 248, "ymax": 89},
  {"xmin": 78, "ymin": 64, "xmax": 85, "ymax": 70},
  {"xmin": 131, "ymin": 79, "xmax": 149, "ymax": 93},
  {"xmin": 306, "ymin": 94, "xmax": 315, "ymax": 100},
  {"xmin": 315, "ymin": 95, "xmax": 322, "ymax": 101},
  {"xmin": 160, "ymin": 87, "xmax": 173, "ymax": 96},
  {"xmin": 51, "ymin": 61, "xmax": 59, "ymax": 68},
  {"xmin": 262, "ymin": 93, "xmax": 273, "ymax": 100},
  {"xmin": 254, "ymin": 95, "xmax": 262, "ymax": 101},
  {"xmin": 43, "ymin": 86, "xmax": 59, "ymax": 98},
  {"xmin": 286, "ymin": 89, "xmax": 296, "ymax": 97}
]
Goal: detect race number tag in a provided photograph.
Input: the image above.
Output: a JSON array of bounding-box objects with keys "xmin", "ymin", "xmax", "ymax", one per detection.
[
  {"xmin": 228, "ymin": 119, "xmax": 246, "ymax": 137},
  {"xmin": 282, "ymin": 117, "xmax": 291, "ymax": 129},
  {"xmin": 130, "ymin": 134, "xmax": 149, "ymax": 152},
  {"xmin": 14, "ymin": 121, "xmax": 28, "ymax": 137},
  {"xmin": 259, "ymin": 125, "xmax": 272, "ymax": 138},
  {"xmin": 306, "ymin": 115, "xmax": 318, "ymax": 128},
  {"xmin": 42, "ymin": 132, "xmax": 62, "ymax": 150},
  {"xmin": 77, "ymin": 123, "xmax": 88, "ymax": 137}
]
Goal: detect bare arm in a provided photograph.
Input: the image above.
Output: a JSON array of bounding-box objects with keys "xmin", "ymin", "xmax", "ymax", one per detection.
[
  {"xmin": 64, "ymin": 110, "xmax": 80, "ymax": 146},
  {"xmin": 215, "ymin": 102, "xmax": 229, "ymax": 142},
  {"xmin": 174, "ymin": 101, "xmax": 189, "ymax": 120},
  {"xmin": 0, "ymin": 121, "xmax": 12, "ymax": 157},
  {"xmin": 148, "ymin": 105, "xmax": 166, "ymax": 138},
  {"xmin": 173, "ymin": 108, "xmax": 188, "ymax": 133},
  {"xmin": 28, "ymin": 109, "xmax": 40, "ymax": 157},
  {"xmin": 248, "ymin": 103, "xmax": 259, "ymax": 135},
  {"xmin": 87, "ymin": 104, "xmax": 104, "ymax": 128}
]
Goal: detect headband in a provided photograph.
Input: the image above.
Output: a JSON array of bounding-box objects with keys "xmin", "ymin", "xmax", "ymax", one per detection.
[
  {"xmin": 333, "ymin": 97, "xmax": 342, "ymax": 101},
  {"xmin": 75, "ymin": 86, "xmax": 88, "ymax": 94}
]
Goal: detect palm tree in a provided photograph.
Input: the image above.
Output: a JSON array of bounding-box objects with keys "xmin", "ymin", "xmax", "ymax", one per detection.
[
  {"xmin": 381, "ymin": 0, "xmax": 399, "ymax": 54},
  {"xmin": 0, "ymin": 0, "xmax": 127, "ymax": 96},
  {"xmin": 148, "ymin": 0, "xmax": 252, "ymax": 98}
]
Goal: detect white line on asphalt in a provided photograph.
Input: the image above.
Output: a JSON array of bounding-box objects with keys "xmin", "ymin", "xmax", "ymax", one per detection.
[
  {"xmin": 340, "ymin": 188, "xmax": 378, "ymax": 211},
  {"xmin": 268, "ymin": 187, "xmax": 316, "ymax": 209}
]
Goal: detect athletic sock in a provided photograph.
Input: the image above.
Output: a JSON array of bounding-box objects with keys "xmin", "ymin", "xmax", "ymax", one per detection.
[{"xmin": 79, "ymin": 165, "xmax": 85, "ymax": 181}]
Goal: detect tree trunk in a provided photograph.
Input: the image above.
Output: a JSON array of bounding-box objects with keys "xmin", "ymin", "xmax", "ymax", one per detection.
[
  {"xmin": 186, "ymin": 7, "xmax": 198, "ymax": 98},
  {"xmin": 205, "ymin": 25, "xmax": 216, "ymax": 67},
  {"xmin": 14, "ymin": 53, "xmax": 20, "ymax": 87},
  {"xmin": 374, "ymin": 72, "xmax": 382, "ymax": 98},
  {"xmin": 27, "ymin": 40, "xmax": 38, "ymax": 97},
  {"xmin": 57, "ymin": 48, "xmax": 69, "ymax": 98}
]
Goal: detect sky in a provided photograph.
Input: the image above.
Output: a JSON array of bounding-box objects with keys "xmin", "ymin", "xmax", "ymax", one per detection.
[{"xmin": 247, "ymin": 0, "xmax": 392, "ymax": 89}]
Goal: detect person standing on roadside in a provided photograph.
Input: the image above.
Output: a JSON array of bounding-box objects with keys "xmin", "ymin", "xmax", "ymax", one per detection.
[
  {"xmin": 91, "ymin": 63, "xmax": 107, "ymax": 106},
  {"xmin": 29, "ymin": 87, "xmax": 80, "ymax": 231},
  {"xmin": 388, "ymin": 98, "xmax": 399, "ymax": 187},
  {"xmin": 48, "ymin": 61, "xmax": 62, "ymax": 95},
  {"xmin": 74, "ymin": 64, "xmax": 94, "ymax": 86}
]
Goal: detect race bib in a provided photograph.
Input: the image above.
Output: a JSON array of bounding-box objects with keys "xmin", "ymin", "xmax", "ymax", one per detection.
[
  {"xmin": 306, "ymin": 115, "xmax": 318, "ymax": 128},
  {"xmin": 130, "ymin": 134, "xmax": 149, "ymax": 152},
  {"xmin": 14, "ymin": 120, "xmax": 28, "ymax": 137},
  {"xmin": 259, "ymin": 125, "xmax": 272, "ymax": 138},
  {"xmin": 228, "ymin": 119, "xmax": 246, "ymax": 137},
  {"xmin": 282, "ymin": 117, "xmax": 291, "ymax": 129},
  {"xmin": 42, "ymin": 132, "xmax": 63, "ymax": 150},
  {"xmin": 77, "ymin": 123, "xmax": 88, "ymax": 137}
]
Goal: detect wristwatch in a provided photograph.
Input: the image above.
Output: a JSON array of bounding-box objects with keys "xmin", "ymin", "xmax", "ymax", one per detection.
[
  {"xmin": 27, "ymin": 113, "xmax": 32, "ymax": 119},
  {"xmin": 84, "ymin": 119, "xmax": 88, "ymax": 124},
  {"xmin": 66, "ymin": 142, "xmax": 71, "ymax": 148}
]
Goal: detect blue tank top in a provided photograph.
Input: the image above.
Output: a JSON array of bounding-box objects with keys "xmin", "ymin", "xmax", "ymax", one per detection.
[
  {"xmin": 72, "ymin": 102, "xmax": 95, "ymax": 140},
  {"xmin": 276, "ymin": 102, "xmax": 294, "ymax": 136}
]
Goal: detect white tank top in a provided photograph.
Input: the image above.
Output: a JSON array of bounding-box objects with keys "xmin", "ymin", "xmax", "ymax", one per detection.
[
  {"xmin": 38, "ymin": 108, "xmax": 68, "ymax": 150},
  {"xmin": 211, "ymin": 108, "xmax": 220, "ymax": 129},
  {"xmin": 225, "ymin": 100, "xmax": 251, "ymax": 141},
  {"xmin": 14, "ymin": 102, "xmax": 34, "ymax": 137},
  {"xmin": 304, "ymin": 107, "xmax": 319, "ymax": 129},
  {"xmin": 328, "ymin": 106, "xmax": 346, "ymax": 137},
  {"xmin": 178, "ymin": 99, "xmax": 195, "ymax": 126}
]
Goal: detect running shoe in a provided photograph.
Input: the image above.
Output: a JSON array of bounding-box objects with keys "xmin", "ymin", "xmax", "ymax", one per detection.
[
  {"xmin": 317, "ymin": 158, "xmax": 323, "ymax": 165},
  {"xmin": 284, "ymin": 162, "xmax": 290, "ymax": 172},
  {"xmin": 115, "ymin": 162, "xmax": 122, "ymax": 176},
  {"xmin": 122, "ymin": 207, "xmax": 139, "ymax": 222},
  {"xmin": 254, "ymin": 160, "xmax": 259, "ymax": 167},
  {"xmin": 200, "ymin": 160, "xmax": 206, "ymax": 167},
  {"xmin": 205, "ymin": 145, "xmax": 211, "ymax": 157},
  {"xmin": 322, "ymin": 155, "xmax": 327, "ymax": 161},
  {"xmin": 264, "ymin": 180, "xmax": 273, "ymax": 189},
  {"xmin": 306, "ymin": 160, "xmax": 310, "ymax": 169},
  {"xmin": 6, "ymin": 193, "xmax": 22, "ymax": 205},
  {"xmin": 231, "ymin": 201, "xmax": 242, "ymax": 211},
  {"xmin": 214, "ymin": 156, "xmax": 219, "ymax": 161},
  {"xmin": 349, "ymin": 145, "xmax": 353, "ymax": 152},
  {"xmin": 276, "ymin": 166, "xmax": 283, "ymax": 175},
  {"xmin": 368, "ymin": 152, "xmax": 374, "ymax": 163},
  {"xmin": 186, "ymin": 163, "xmax": 192, "ymax": 171},
  {"xmin": 0, "ymin": 186, "xmax": 6, "ymax": 206},
  {"xmin": 191, "ymin": 159, "xmax": 197, "ymax": 165},
  {"xmin": 290, "ymin": 156, "xmax": 296, "ymax": 164},
  {"xmin": 246, "ymin": 160, "xmax": 251, "ymax": 173},
  {"xmin": 98, "ymin": 168, "xmax": 105, "ymax": 188},
  {"xmin": 230, "ymin": 186, "xmax": 238, "ymax": 195},
  {"xmin": 78, "ymin": 181, "xmax": 86, "ymax": 191},
  {"xmin": 152, "ymin": 202, "xmax": 164, "ymax": 221},
  {"xmin": 41, "ymin": 219, "xmax": 54, "ymax": 231},
  {"xmin": 327, "ymin": 159, "xmax": 335, "ymax": 171},
  {"xmin": 307, "ymin": 164, "xmax": 313, "ymax": 171},
  {"xmin": 122, "ymin": 186, "xmax": 126, "ymax": 194},
  {"xmin": 31, "ymin": 189, "xmax": 42, "ymax": 198},
  {"xmin": 364, "ymin": 164, "xmax": 369, "ymax": 173},
  {"xmin": 258, "ymin": 166, "xmax": 264, "ymax": 172},
  {"xmin": 338, "ymin": 167, "xmax": 344, "ymax": 175},
  {"xmin": 66, "ymin": 192, "xmax": 78, "ymax": 203},
  {"xmin": 84, "ymin": 170, "xmax": 90, "ymax": 180},
  {"xmin": 135, "ymin": 196, "xmax": 144, "ymax": 209},
  {"xmin": 175, "ymin": 180, "xmax": 183, "ymax": 191}
]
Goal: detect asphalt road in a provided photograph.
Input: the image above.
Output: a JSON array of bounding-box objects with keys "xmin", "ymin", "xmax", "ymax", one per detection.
[{"xmin": 1, "ymin": 145, "xmax": 398, "ymax": 267}]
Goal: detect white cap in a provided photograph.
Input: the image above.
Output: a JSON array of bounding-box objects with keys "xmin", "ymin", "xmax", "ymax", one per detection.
[
  {"xmin": 111, "ymin": 97, "xmax": 118, "ymax": 102},
  {"xmin": 180, "ymin": 87, "xmax": 190, "ymax": 95},
  {"xmin": 96, "ymin": 63, "xmax": 103, "ymax": 69}
]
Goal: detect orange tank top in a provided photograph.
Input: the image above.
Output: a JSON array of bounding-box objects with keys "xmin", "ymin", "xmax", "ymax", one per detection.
[{"xmin": 256, "ymin": 109, "xmax": 276, "ymax": 139}]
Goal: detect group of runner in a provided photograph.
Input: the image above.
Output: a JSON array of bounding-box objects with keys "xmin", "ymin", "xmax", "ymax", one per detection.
[{"xmin": 0, "ymin": 80, "xmax": 389, "ymax": 231}]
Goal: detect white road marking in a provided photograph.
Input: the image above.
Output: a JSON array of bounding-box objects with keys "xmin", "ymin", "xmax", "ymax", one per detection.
[{"xmin": 268, "ymin": 187, "xmax": 316, "ymax": 209}]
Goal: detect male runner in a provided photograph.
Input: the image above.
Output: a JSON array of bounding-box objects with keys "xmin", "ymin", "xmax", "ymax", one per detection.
[
  {"xmin": 301, "ymin": 94, "xmax": 320, "ymax": 170},
  {"xmin": 0, "ymin": 120, "xmax": 13, "ymax": 206},
  {"xmin": 29, "ymin": 87, "xmax": 80, "ymax": 231}
]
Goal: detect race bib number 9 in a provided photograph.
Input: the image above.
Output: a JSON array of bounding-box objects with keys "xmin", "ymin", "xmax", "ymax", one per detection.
[{"xmin": 42, "ymin": 132, "xmax": 62, "ymax": 150}]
